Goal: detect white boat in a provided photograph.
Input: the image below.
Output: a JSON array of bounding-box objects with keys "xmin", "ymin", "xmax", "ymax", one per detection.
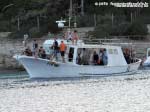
[
  {"xmin": 13, "ymin": 39, "xmax": 141, "ymax": 79},
  {"xmin": 143, "ymin": 48, "xmax": 150, "ymax": 67}
]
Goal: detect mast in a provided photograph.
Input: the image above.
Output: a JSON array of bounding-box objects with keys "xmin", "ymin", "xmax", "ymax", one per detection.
[
  {"xmin": 68, "ymin": 0, "xmax": 73, "ymax": 28},
  {"xmin": 81, "ymin": 0, "xmax": 84, "ymax": 16},
  {"xmin": 69, "ymin": 0, "xmax": 73, "ymax": 18}
]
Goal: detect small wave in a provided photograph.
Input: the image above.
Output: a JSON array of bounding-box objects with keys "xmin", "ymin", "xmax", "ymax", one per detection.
[{"xmin": 0, "ymin": 70, "xmax": 150, "ymax": 89}]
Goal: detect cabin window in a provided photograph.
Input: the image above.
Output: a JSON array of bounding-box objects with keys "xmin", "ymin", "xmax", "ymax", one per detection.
[
  {"xmin": 76, "ymin": 48, "xmax": 108, "ymax": 65},
  {"xmin": 108, "ymin": 49, "xmax": 118, "ymax": 55},
  {"xmin": 68, "ymin": 47, "xmax": 74, "ymax": 62},
  {"xmin": 148, "ymin": 50, "xmax": 150, "ymax": 57}
]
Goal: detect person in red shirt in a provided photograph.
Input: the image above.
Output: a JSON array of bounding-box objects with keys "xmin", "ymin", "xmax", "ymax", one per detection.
[{"xmin": 59, "ymin": 41, "xmax": 66, "ymax": 62}]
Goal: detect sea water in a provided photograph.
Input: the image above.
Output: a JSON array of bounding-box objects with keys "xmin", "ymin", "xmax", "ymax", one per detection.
[
  {"xmin": 0, "ymin": 70, "xmax": 150, "ymax": 112},
  {"xmin": 0, "ymin": 70, "xmax": 150, "ymax": 88},
  {"xmin": 0, "ymin": 71, "xmax": 29, "ymax": 89}
]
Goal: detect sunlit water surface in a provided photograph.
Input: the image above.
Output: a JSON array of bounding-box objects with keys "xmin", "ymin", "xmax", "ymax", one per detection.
[{"xmin": 1, "ymin": 70, "xmax": 150, "ymax": 89}]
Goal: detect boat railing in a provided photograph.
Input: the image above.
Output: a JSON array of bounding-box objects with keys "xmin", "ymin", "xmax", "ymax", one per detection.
[{"xmin": 82, "ymin": 38, "xmax": 133, "ymax": 45}]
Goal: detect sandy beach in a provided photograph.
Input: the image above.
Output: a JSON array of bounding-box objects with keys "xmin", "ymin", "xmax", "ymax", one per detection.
[{"xmin": 0, "ymin": 70, "xmax": 150, "ymax": 112}]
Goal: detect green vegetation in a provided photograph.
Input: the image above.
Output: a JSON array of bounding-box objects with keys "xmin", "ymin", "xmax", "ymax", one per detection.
[
  {"xmin": 92, "ymin": 21, "xmax": 148, "ymax": 39},
  {"xmin": 0, "ymin": 0, "xmax": 150, "ymax": 39}
]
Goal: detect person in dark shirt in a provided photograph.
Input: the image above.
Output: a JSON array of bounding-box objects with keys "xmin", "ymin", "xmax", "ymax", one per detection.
[
  {"xmin": 24, "ymin": 46, "xmax": 32, "ymax": 56},
  {"xmin": 32, "ymin": 40, "xmax": 38, "ymax": 56},
  {"xmin": 52, "ymin": 38, "xmax": 59, "ymax": 60},
  {"xmin": 68, "ymin": 50, "xmax": 73, "ymax": 62},
  {"xmin": 33, "ymin": 40, "xmax": 38, "ymax": 49},
  {"xmin": 93, "ymin": 51, "xmax": 99, "ymax": 65},
  {"xmin": 76, "ymin": 53, "xmax": 81, "ymax": 64},
  {"xmin": 38, "ymin": 46, "xmax": 46, "ymax": 59}
]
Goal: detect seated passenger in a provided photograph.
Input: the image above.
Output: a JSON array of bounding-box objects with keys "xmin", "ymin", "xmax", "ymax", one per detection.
[
  {"xmin": 41, "ymin": 50, "xmax": 46, "ymax": 59},
  {"xmin": 39, "ymin": 46, "xmax": 46, "ymax": 59},
  {"xmin": 24, "ymin": 46, "xmax": 32, "ymax": 56}
]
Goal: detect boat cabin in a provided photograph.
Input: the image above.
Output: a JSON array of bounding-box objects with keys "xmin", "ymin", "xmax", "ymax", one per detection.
[
  {"xmin": 146, "ymin": 48, "xmax": 150, "ymax": 58},
  {"xmin": 43, "ymin": 39, "xmax": 128, "ymax": 66},
  {"xmin": 66, "ymin": 44, "xmax": 127, "ymax": 66}
]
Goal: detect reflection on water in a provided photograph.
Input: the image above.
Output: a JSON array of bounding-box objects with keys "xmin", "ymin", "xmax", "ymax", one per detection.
[
  {"xmin": 1, "ymin": 70, "xmax": 150, "ymax": 89},
  {"xmin": 0, "ymin": 71, "xmax": 28, "ymax": 79},
  {"xmin": 0, "ymin": 71, "xmax": 29, "ymax": 89}
]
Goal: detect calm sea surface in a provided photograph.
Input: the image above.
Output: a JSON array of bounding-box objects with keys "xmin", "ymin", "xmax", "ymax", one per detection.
[
  {"xmin": 1, "ymin": 70, "xmax": 150, "ymax": 112},
  {"xmin": 0, "ymin": 71, "xmax": 29, "ymax": 89},
  {"xmin": 1, "ymin": 69, "xmax": 150, "ymax": 89}
]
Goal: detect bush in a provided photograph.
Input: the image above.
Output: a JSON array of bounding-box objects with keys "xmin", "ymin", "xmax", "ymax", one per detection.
[
  {"xmin": 126, "ymin": 21, "xmax": 148, "ymax": 36},
  {"xmin": 8, "ymin": 30, "xmax": 26, "ymax": 39},
  {"xmin": 97, "ymin": 15, "xmax": 112, "ymax": 25},
  {"xmin": 92, "ymin": 24, "xmax": 112, "ymax": 38},
  {"xmin": 9, "ymin": 27, "xmax": 43, "ymax": 39},
  {"xmin": 76, "ymin": 15, "xmax": 94, "ymax": 27},
  {"xmin": 29, "ymin": 27, "xmax": 41, "ymax": 38},
  {"xmin": 110, "ymin": 22, "xmax": 130, "ymax": 36},
  {"xmin": 126, "ymin": 22, "xmax": 148, "ymax": 40},
  {"xmin": 91, "ymin": 20, "xmax": 148, "ymax": 40},
  {"xmin": 0, "ymin": 21, "xmax": 10, "ymax": 32}
]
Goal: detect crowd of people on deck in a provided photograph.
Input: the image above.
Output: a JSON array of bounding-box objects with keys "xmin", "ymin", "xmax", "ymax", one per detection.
[
  {"xmin": 23, "ymin": 38, "xmax": 108, "ymax": 65},
  {"xmin": 51, "ymin": 38, "xmax": 67, "ymax": 62},
  {"xmin": 22, "ymin": 30, "xmax": 135, "ymax": 66},
  {"xmin": 23, "ymin": 39, "xmax": 47, "ymax": 59},
  {"xmin": 23, "ymin": 30, "xmax": 79, "ymax": 62},
  {"xmin": 22, "ymin": 30, "xmax": 110, "ymax": 65},
  {"xmin": 23, "ymin": 38, "xmax": 67, "ymax": 63},
  {"xmin": 76, "ymin": 48, "xmax": 108, "ymax": 65}
]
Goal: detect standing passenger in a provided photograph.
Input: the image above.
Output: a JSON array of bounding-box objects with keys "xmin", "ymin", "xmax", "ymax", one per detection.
[
  {"xmin": 76, "ymin": 53, "xmax": 81, "ymax": 64},
  {"xmin": 93, "ymin": 51, "xmax": 99, "ymax": 65},
  {"xmin": 102, "ymin": 49, "xmax": 108, "ymax": 65},
  {"xmin": 68, "ymin": 50, "xmax": 73, "ymax": 62},
  {"xmin": 65, "ymin": 30, "xmax": 73, "ymax": 41},
  {"xmin": 72, "ymin": 30, "xmax": 79, "ymax": 45},
  {"xmin": 59, "ymin": 41, "xmax": 66, "ymax": 62},
  {"xmin": 32, "ymin": 39, "xmax": 38, "ymax": 57},
  {"xmin": 52, "ymin": 38, "xmax": 59, "ymax": 60},
  {"xmin": 99, "ymin": 49, "xmax": 104, "ymax": 65}
]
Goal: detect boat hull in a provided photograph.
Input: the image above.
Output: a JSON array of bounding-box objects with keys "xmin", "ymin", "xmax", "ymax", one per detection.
[{"xmin": 14, "ymin": 55, "xmax": 141, "ymax": 78}]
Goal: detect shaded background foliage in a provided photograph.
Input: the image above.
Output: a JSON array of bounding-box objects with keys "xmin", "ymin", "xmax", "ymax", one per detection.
[{"xmin": 0, "ymin": 0, "xmax": 150, "ymax": 39}]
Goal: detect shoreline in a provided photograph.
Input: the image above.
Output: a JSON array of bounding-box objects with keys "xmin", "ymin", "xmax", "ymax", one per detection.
[{"xmin": 0, "ymin": 68, "xmax": 24, "ymax": 74}]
